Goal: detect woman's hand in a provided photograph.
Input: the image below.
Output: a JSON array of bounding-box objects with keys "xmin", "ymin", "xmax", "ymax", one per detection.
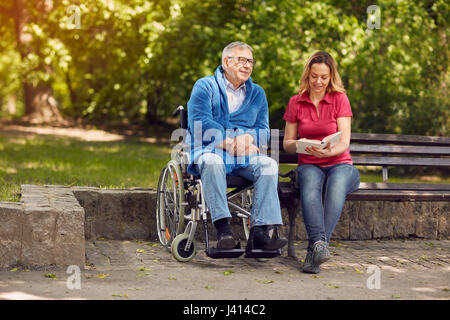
[{"xmin": 305, "ymin": 142, "xmax": 333, "ymax": 158}]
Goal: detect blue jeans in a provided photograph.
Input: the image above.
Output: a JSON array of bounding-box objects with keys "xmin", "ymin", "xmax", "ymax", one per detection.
[
  {"xmin": 196, "ymin": 153, "xmax": 283, "ymax": 228},
  {"xmin": 297, "ymin": 163, "xmax": 360, "ymax": 250}
]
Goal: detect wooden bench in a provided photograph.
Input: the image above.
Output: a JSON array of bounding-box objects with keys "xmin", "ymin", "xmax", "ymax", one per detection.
[{"xmin": 275, "ymin": 132, "xmax": 450, "ymax": 257}]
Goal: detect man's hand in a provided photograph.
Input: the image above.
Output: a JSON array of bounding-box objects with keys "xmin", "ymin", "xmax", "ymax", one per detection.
[
  {"xmin": 220, "ymin": 134, "xmax": 259, "ymax": 156},
  {"xmin": 234, "ymin": 134, "xmax": 259, "ymax": 156}
]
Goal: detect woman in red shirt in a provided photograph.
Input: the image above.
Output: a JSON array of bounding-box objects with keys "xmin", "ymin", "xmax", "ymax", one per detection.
[{"xmin": 283, "ymin": 51, "xmax": 360, "ymax": 274}]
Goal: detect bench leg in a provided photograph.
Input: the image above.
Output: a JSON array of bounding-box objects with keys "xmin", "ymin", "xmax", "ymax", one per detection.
[{"xmin": 285, "ymin": 199, "xmax": 299, "ymax": 259}]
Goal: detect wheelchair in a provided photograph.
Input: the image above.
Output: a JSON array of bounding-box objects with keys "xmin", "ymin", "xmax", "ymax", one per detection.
[{"xmin": 155, "ymin": 106, "xmax": 283, "ymax": 262}]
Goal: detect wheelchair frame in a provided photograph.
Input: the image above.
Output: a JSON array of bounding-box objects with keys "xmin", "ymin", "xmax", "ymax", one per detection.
[{"xmin": 155, "ymin": 106, "xmax": 282, "ymax": 262}]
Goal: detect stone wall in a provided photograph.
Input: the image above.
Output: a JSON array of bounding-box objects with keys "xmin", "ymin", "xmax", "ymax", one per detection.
[
  {"xmin": 0, "ymin": 184, "xmax": 448, "ymax": 269},
  {"xmin": 0, "ymin": 185, "xmax": 85, "ymax": 269},
  {"xmin": 282, "ymin": 200, "xmax": 449, "ymax": 242},
  {"xmin": 72, "ymin": 187, "xmax": 155, "ymax": 241},
  {"xmin": 72, "ymin": 187, "xmax": 449, "ymax": 242}
]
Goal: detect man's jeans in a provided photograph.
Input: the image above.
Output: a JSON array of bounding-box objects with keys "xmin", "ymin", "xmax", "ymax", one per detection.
[
  {"xmin": 196, "ymin": 153, "xmax": 283, "ymax": 228},
  {"xmin": 297, "ymin": 163, "xmax": 360, "ymax": 250}
]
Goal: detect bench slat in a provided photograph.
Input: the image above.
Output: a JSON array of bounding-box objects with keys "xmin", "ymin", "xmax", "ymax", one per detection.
[
  {"xmin": 347, "ymin": 189, "xmax": 450, "ymax": 201},
  {"xmin": 358, "ymin": 182, "xmax": 450, "ymax": 191},
  {"xmin": 350, "ymin": 133, "xmax": 450, "ymax": 146},
  {"xmin": 277, "ymin": 131, "xmax": 450, "ymax": 146},
  {"xmin": 350, "ymin": 144, "xmax": 450, "ymax": 155},
  {"xmin": 278, "ymin": 154, "xmax": 450, "ymax": 167},
  {"xmin": 279, "ymin": 184, "xmax": 450, "ymax": 201},
  {"xmin": 351, "ymin": 156, "xmax": 450, "ymax": 167}
]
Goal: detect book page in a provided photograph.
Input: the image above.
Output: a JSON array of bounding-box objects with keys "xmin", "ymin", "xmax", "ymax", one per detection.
[
  {"xmin": 322, "ymin": 131, "xmax": 342, "ymax": 147},
  {"xmin": 296, "ymin": 138, "xmax": 325, "ymax": 154},
  {"xmin": 295, "ymin": 131, "xmax": 342, "ymax": 154}
]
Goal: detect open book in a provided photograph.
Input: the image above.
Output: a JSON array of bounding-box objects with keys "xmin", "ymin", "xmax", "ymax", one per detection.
[{"xmin": 296, "ymin": 131, "xmax": 342, "ymax": 154}]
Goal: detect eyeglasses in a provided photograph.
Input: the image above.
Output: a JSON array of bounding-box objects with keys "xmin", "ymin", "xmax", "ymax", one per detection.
[{"xmin": 227, "ymin": 56, "xmax": 255, "ymax": 67}]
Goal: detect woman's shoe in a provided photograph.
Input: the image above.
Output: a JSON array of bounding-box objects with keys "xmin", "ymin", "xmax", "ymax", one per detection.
[
  {"xmin": 301, "ymin": 250, "xmax": 320, "ymax": 274},
  {"xmin": 301, "ymin": 241, "xmax": 330, "ymax": 274},
  {"xmin": 312, "ymin": 240, "xmax": 330, "ymax": 265}
]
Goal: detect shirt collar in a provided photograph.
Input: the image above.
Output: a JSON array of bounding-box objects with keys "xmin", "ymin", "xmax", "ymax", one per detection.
[
  {"xmin": 298, "ymin": 91, "xmax": 332, "ymax": 104},
  {"xmin": 223, "ymin": 72, "xmax": 246, "ymax": 92}
]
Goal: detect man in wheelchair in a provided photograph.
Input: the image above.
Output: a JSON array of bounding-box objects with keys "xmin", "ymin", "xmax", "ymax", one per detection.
[{"xmin": 186, "ymin": 41, "xmax": 287, "ymax": 254}]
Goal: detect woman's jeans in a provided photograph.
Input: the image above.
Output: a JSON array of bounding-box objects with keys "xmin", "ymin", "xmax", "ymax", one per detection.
[
  {"xmin": 195, "ymin": 153, "xmax": 283, "ymax": 228},
  {"xmin": 297, "ymin": 163, "xmax": 360, "ymax": 251}
]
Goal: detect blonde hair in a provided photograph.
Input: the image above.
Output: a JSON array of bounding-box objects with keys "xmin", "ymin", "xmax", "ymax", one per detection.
[{"xmin": 298, "ymin": 51, "xmax": 345, "ymax": 94}]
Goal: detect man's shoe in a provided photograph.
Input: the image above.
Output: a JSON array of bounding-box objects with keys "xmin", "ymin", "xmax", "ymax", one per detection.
[
  {"xmin": 216, "ymin": 233, "xmax": 236, "ymax": 250},
  {"xmin": 214, "ymin": 218, "xmax": 236, "ymax": 250},
  {"xmin": 253, "ymin": 225, "xmax": 287, "ymax": 250}
]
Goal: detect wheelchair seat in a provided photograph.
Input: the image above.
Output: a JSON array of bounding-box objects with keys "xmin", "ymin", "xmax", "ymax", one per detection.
[{"xmin": 225, "ymin": 175, "xmax": 253, "ymax": 189}]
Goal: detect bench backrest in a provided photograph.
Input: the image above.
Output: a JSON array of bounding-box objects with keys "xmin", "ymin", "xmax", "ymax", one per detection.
[{"xmin": 275, "ymin": 131, "xmax": 450, "ymax": 182}]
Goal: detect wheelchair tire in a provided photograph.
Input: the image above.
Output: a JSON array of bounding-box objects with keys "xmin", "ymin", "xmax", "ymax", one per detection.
[
  {"xmin": 171, "ymin": 233, "xmax": 196, "ymax": 262},
  {"xmin": 155, "ymin": 160, "xmax": 185, "ymax": 250}
]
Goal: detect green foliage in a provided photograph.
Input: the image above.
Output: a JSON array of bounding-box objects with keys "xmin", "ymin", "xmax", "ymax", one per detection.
[{"xmin": 0, "ymin": 0, "xmax": 448, "ymax": 135}]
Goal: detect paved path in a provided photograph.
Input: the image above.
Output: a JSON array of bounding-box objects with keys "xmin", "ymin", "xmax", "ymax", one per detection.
[{"xmin": 0, "ymin": 239, "xmax": 449, "ymax": 300}]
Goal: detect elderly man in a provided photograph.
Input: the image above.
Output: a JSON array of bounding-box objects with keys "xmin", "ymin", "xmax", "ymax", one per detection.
[{"xmin": 186, "ymin": 41, "xmax": 287, "ymax": 252}]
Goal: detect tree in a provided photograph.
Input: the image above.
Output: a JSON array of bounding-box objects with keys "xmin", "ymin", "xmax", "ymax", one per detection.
[{"xmin": 0, "ymin": 0, "xmax": 64, "ymax": 123}]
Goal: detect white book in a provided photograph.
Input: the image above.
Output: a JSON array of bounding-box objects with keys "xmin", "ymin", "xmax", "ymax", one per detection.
[{"xmin": 296, "ymin": 131, "xmax": 342, "ymax": 154}]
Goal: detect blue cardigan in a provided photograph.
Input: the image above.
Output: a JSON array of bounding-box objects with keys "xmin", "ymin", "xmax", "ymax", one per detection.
[{"xmin": 186, "ymin": 66, "xmax": 271, "ymax": 176}]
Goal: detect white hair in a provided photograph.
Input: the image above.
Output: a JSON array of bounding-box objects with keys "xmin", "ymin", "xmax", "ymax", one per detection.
[{"xmin": 221, "ymin": 41, "xmax": 253, "ymax": 67}]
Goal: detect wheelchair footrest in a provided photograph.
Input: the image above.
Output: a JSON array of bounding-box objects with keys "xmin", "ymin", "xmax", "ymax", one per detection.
[
  {"xmin": 206, "ymin": 242, "xmax": 245, "ymax": 259},
  {"xmin": 244, "ymin": 248, "xmax": 282, "ymax": 259}
]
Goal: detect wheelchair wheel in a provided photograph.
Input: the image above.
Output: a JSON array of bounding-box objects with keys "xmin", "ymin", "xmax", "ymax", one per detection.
[
  {"xmin": 171, "ymin": 233, "xmax": 197, "ymax": 262},
  {"xmin": 156, "ymin": 160, "xmax": 185, "ymax": 250}
]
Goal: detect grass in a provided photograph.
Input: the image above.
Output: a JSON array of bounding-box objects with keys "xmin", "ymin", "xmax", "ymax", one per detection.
[
  {"xmin": 0, "ymin": 132, "xmax": 172, "ymax": 202},
  {"xmin": 1, "ymin": 131, "xmax": 448, "ymax": 202}
]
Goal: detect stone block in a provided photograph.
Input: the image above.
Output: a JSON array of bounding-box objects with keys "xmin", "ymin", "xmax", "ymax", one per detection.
[
  {"xmin": 392, "ymin": 202, "xmax": 416, "ymax": 238},
  {"xmin": 72, "ymin": 187, "xmax": 101, "ymax": 240},
  {"xmin": 95, "ymin": 190, "xmax": 125, "ymax": 240},
  {"xmin": 13, "ymin": 185, "xmax": 85, "ymax": 269},
  {"xmin": 436, "ymin": 201, "xmax": 449, "ymax": 238},
  {"xmin": 371, "ymin": 201, "xmax": 394, "ymax": 239},
  {"xmin": 0, "ymin": 202, "xmax": 24, "ymax": 268},
  {"xmin": 119, "ymin": 191, "xmax": 155, "ymax": 239},
  {"xmin": 414, "ymin": 202, "xmax": 439, "ymax": 238}
]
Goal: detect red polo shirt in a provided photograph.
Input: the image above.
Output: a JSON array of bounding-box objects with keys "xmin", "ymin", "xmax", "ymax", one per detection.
[{"xmin": 283, "ymin": 91, "xmax": 353, "ymax": 167}]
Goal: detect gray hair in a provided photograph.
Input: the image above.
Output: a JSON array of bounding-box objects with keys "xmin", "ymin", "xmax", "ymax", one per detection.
[{"xmin": 221, "ymin": 41, "xmax": 253, "ymax": 66}]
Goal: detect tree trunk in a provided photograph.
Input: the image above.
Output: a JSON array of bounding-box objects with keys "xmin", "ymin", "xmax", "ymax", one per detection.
[
  {"xmin": 7, "ymin": 0, "xmax": 65, "ymax": 123},
  {"xmin": 146, "ymin": 86, "xmax": 162, "ymax": 124},
  {"xmin": 146, "ymin": 94, "xmax": 158, "ymax": 124},
  {"xmin": 23, "ymin": 82, "xmax": 64, "ymax": 123}
]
